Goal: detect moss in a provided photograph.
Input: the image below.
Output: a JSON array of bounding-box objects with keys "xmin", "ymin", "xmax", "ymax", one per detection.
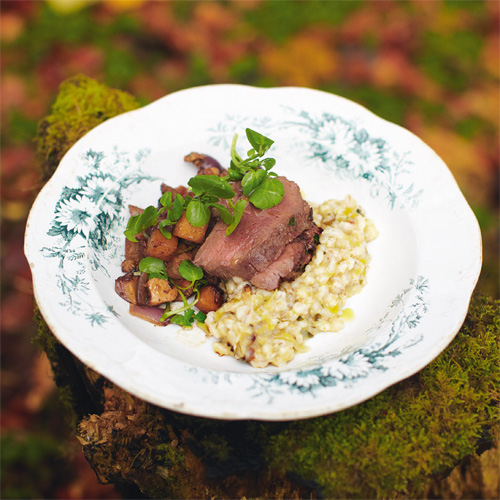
[
  {"xmin": 262, "ymin": 294, "xmax": 499, "ymax": 498},
  {"xmin": 157, "ymin": 443, "xmax": 185, "ymax": 468},
  {"xmin": 35, "ymin": 74, "xmax": 139, "ymax": 180}
]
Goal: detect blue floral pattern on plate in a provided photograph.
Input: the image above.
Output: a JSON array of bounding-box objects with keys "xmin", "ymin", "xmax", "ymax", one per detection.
[{"xmin": 41, "ymin": 147, "xmax": 153, "ymax": 321}]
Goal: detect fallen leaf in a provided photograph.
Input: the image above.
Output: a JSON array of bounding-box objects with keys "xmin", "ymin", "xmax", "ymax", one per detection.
[
  {"xmin": 0, "ymin": 12, "xmax": 25, "ymax": 42},
  {"xmin": 260, "ymin": 31, "xmax": 337, "ymax": 87}
]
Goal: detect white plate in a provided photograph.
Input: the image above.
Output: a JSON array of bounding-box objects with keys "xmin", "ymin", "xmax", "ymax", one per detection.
[{"xmin": 24, "ymin": 85, "xmax": 482, "ymax": 420}]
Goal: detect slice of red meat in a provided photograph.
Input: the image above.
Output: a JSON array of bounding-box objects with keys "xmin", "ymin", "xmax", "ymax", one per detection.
[
  {"xmin": 193, "ymin": 176, "xmax": 320, "ymax": 289},
  {"xmin": 250, "ymin": 226, "xmax": 322, "ymax": 290}
]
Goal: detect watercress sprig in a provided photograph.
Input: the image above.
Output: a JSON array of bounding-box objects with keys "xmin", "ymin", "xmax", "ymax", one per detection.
[
  {"xmin": 228, "ymin": 128, "xmax": 284, "ymax": 210},
  {"xmin": 186, "ymin": 175, "xmax": 235, "ymax": 228},
  {"xmin": 124, "ymin": 128, "xmax": 283, "ymax": 242},
  {"xmin": 137, "ymin": 256, "xmax": 207, "ymax": 326},
  {"xmin": 157, "ymin": 192, "xmax": 186, "ymax": 238},
  {"xmin": 124, "ymin": 191, "xmax": 187, "ymax": 242},
  {"xmin": 183, "ymin": 128, "xmax": 283, "ymax": 235}
]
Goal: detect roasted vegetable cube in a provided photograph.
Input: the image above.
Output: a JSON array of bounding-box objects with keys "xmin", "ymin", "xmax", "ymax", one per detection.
[
  {"xmin": 115, "ymin": 274, "xmax": 139, "ymax": 304},
  {"xmin": 146, "ymin": 228, "xmax": 178, "ymax": 261},
  {"xmin": 125, "ymin": 238, "xmax": 143, "ymax": 263},
  {"xmin": 147, "ymin": 278, "xmax": 178, "ymax": 306},
  {"xmin": 173, "ymin": 212, "xmax": 208, "ymax": 244},
  {"xmin": 196, "ymin": 285, "xmax": 224, "ymax": 313}
]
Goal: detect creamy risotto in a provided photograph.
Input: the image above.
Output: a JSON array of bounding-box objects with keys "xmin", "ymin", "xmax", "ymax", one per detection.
[{"xmin": 206, "ymin": 195, "xmax": 378, "ymax": 368}]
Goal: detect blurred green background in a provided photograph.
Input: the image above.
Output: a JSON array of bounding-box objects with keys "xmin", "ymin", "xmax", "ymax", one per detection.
[{"xmin": 1, "ymin": 1, "xmax": 498, "ymax": 498}]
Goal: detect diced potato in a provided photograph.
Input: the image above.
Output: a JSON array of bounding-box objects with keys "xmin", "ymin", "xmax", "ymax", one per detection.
[
  {"xmin": 146, "ymin": 228, "xmax": 178, "ymax": 261},
  {"xmin": 115, "ymin": 274, "xmax": 139, "ymax": 304},
  {"xmin": 173, "ymin": 212, "xmax": 208, "ymax": 244},
  {"xmin": 166, "ymin": 252, "xmax": 192, "ymax": 279},
  {"xmin": 196, "ymin": 285, "xmax": 224, "ymax": 313},
  {"xmin": 147, "ymin": 278, "xmax": 178, "ymax": 306},
  {"xmin": 125, "ymin": 238, "xmax": 143, "ymax": 263}
]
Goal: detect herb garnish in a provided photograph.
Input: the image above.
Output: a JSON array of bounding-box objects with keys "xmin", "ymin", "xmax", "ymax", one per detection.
[
  {"xmin": 228, "ymin": 128, "xmax": 284, "ymax": 211},
  {"xmin": 183, "ymin": 128, "xmax": 283, "ymax": 235},
  {"xmin": 124, "ymin": 128, "xmax": 283, "ymax": 242},
  {"xmin": 137, "ymin": 256, "xmax": 207, "ymax": 325},
  {"xmin": 124, "ymin": 192, "xmax": 188, "ymax": 242},
  {"xmin": 138, "ymin": 256, "xmax": 169, "ymax": 279}
]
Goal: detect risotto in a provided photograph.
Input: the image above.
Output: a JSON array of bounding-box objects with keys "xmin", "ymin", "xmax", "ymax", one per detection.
[{"xmin": 206, "ymin": 195, "xmax": 378, "ymax": 368}]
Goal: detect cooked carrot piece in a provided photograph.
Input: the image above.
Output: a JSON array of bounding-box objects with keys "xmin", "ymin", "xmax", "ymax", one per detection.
[
  {"xmin": 196, "ymin": 285, "xmax": 224, "ymax": 313},
  {"xmin": 147, "ymin": 278, "xmax": 178, "ymax": 306},
  {"xmin": 173, "ymin": 212, "xmax": 208, "ymax": 244},
  {"xmin": 146, "ymin": 228, "xmax": 178, "ymax": 261}
]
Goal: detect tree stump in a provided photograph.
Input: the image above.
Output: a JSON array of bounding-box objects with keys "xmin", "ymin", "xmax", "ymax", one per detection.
[{"xmin": 33, "ymin": 75, "xmax": 500, "ymax": 499}]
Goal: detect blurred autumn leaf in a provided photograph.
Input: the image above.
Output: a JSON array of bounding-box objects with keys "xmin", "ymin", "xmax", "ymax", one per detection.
[{"xmin": 260, "ymin": 30, "xmax": 338, "ymax": 87}]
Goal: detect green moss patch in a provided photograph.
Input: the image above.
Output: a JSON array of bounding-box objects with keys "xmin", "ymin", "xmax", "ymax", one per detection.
[
  {"xmin": 35, "ymin": 74, "xmax": 139, "ymax": 180},
  {"xmin": 262, "ymin": 295, "xmax": 499, "ymax": 498}
]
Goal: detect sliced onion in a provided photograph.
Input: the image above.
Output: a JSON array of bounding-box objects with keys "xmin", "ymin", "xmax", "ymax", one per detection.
[
  {"xmin": 184, "ymin": 152, "xmax": 224, "ymax": 172},
  {"xmin": 129, "ymin": 304, "xmax": 170, "ymax": 326}
]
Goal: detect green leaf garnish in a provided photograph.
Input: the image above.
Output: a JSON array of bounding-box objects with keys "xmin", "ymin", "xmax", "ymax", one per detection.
[
  {"xmin": 229, "ymin": 128, "xmax": 284, "ymax": 211},
  {"xmin": 241, "ymin": 169, "xmax": 266, "ymax": 196},
  {"xmin": 170, "ymin": 193, "xmax": 185, "ymax": 221},
  {"xmin": 159, "ymin": 191, "xmax": 173, "ymax": 209},
  {"xmin": 138, "ymin": 257, "xmax": 168, "ymax": 280},
  {"xmin": 210, "ymin": 203, "xmax": 234, "ymax": 225},
  {"xmin": 261, "ymin": 158, "xmax": 276, "ymax": 171},
  {"xmin": 186, "ymin": 198, "xmax": 211, "ymax": 227},
  {"xmin": 248, "ymin": 176, "xmax": 284, "ymax": 210},
  {"xmin": 178, "ymin": 260, "xmax": 204, "ymax": 282},
  {"xmin": 158, "ymin": 219, "xmax": 173, "ymax": 239},
  {"xmin": 188, "ymin": 175, "xmax": 235, "ymax": 199},
  {"xmin": 124, "ymin": 205, "xmax": 158, "ymax": 242},
  {"xmin": 171, "ymin": 308, "xmax": 195, "ymax": 327},
  {"xmin": 194, "ymin": 311, "xmax": 207, "ymax": 322},
  {"xmin": 245, "ymin": 128, "xmax": 274, "ymax": 156}
]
